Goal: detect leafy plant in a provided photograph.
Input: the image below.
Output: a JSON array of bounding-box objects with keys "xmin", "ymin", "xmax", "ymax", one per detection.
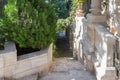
[
  {"xmin": 78, "ymin": 0, "xmax": 86, "ymax": 3},
  {"xmin": 50, "ymin": 0, "xmax": 72, "ymax": 19},
  {"xmin": 52, "ymin": 43, "xmax": 58, "ymax": 57},
  {"xmin": 56, "ymin": 17, "xmax": 72, "ymax": 31},
  {"xmin": 71, "ymin": 0, "xmax": 86, "ymax": 14},
  {"xmin": 0, "ymin": 25, "xmax": 5, "ymax": 50},
  {"xmin": 0, "ymin": 0, "xmax": 57, "ymax": 49}
]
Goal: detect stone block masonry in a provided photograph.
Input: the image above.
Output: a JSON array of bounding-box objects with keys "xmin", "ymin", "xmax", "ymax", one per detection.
[{"xmin": 0, "ymin": 42, "xmax": 53, "ymax": 80}]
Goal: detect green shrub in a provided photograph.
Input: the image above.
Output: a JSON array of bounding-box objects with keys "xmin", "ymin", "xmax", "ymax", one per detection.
[
  {"xmin": 52, "ymin": 43, "xmax": 58, "ymax": 57},
  {"xmin": 56, "ymin": 17, "xmax": 72, "ymax": 31},
  {"xmin": 72, "ymin": 0, "xmax": 86, "ymax": 11},
  {"xmin": 0, "ymin": 0, "xmax": 57, "ymax": 49}
]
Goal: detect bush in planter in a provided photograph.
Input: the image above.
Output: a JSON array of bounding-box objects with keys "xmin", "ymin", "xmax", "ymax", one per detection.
[{"xmin": 1, "ymin": 0, "xmax": 57, "ymax": 49}]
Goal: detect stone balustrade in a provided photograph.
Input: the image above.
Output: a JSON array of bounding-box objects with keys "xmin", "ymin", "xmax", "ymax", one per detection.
[{"xmin": 79, "ymin": 19, "xmax": 116, "ymax": 80}]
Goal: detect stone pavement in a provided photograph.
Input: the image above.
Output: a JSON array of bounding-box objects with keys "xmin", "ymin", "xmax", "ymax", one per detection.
[{"xmin": 39, "ymin": 57, "xmax": 97, "ymax": 80}]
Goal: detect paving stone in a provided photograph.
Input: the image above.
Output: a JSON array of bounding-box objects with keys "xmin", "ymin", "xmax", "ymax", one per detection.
[
  {"xmin": 16, "ymin": 74, "xmax": 38, "ymax": 80},
  {"xmin": 39, "ymin": 57, "xmax": 97, "ymax": 80}
]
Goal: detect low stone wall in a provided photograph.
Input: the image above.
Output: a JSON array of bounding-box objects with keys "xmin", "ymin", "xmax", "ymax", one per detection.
[{"xmin": 0, "ymin": 42, "xmax": 53, "ymax": 80}]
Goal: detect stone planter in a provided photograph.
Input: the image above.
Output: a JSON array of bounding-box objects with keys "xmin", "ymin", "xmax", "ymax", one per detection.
[{"xmin": 0, "ymin": 42, "xmax": 53, "ymax": 80}]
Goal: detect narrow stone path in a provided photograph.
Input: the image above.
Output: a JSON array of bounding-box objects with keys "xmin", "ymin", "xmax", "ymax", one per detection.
[
  {"xmin": 39, "ymin": 32, "xmax": 96, "ymax": 80},
  {"xmin": 39, "ymin": 57, "xmax": 97, "ymax": 80}
]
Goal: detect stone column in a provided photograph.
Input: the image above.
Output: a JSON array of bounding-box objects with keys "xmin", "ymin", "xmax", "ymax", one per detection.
[
  {"xmin": 87, "ymin": 0, "xmax": 106, "ymax": 23},
  {"xmin": 91, "ymin": 0, "xmax": 101, "ymax": 14}
]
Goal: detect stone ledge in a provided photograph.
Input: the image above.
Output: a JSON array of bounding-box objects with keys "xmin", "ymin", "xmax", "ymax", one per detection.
[{"xmin": 87, "ymin": 14, "xmax": 107, "ymax": 23}]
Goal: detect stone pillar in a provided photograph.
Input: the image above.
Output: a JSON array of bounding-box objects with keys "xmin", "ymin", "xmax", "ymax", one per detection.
[
  {"xmin": 73, "ymin": 1, "xmax": 85, "ymax": 59},
  {"xmin": 90, "ymin": 0, "xmax": 101, "ymax": 14},
  {"xmin": 87, "ymin": 0, "xmax": 106, "ymax": 23}
]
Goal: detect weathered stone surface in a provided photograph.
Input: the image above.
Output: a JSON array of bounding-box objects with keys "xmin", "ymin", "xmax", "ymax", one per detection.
[
  {"xmin": 87, "ymin": 14, "xmax": 107, "ymax": 23},
  {"xmin": 13, "ymin": 68, "xmax": 38, "ymax": 79},
  {"xmin": 73, "ymin": 17, "xmax": 85, "ymax": 59},
  {"xmin": 0, "ymin": 68, "xmax": 4, "ymax": 80},
  {"xmin": 16, "ymin": 74, "xmax": 38, "ymax": 80},
  {"xmin": 14, "ymin": 59, "xmax": 32, "ymax": 74},
  {"xmin": 13, "ymin": 63, "xmax": 49, "ymax": 79},
  {"xmin": 85, "ymin": 54, "xmax": 95, "ymax": 73},
  {"xmin": 4, "ymin": 65, "xmax": 16, "ymax": 78},
  {"xmin": 91, "ymin": 0, "xmax": 101, "ymax": 9},
  {"xmin": 1, "ymin": 42, "xmax": 17, "ymax": 66},
  {"xmin": 40, "ymin": 58, "xmax": 96, "ymax": 80},
  {"xmin": 116, "ymin": 38, "xmax": 120, "ymax": 61},
  {"xmin": 109, "ymin": 0, "xmax": 120, "ymax": 36},
  {"xmin": 82, "ymin": 19, "xmax": 95, "ymax": 54},
  {"xmin": 101, "ymin": 67, "xmax": 116, "ymax": 80},
  {"xmin": 95, "ymin": 25, "xmax": 116, "ymax": 66},
  {"xmin": 112, "ymin": 14, "xmax": 120, "ymax": 36},
  {"xmin": 30, "ymin": 54, "xmax": 47, "ymax": 68},
  {"xmin": 0, "ymin": 42, "xmax": 52, "ymax": 80},
  {"xmin": 3, "ymin": 52, "xmax": 17, "ymax": 67},
  {"xmin": 47, "ymin": 43, "xmax": 53, "ymax": 65},
  {"xmin": 105, "ymin": 35, "xmax": 116, "ymax": 66},
  {"xmin": 0, "ymin": 55, "xmax": 4, "ymax": 68},
  {"xmin": 90, "ymin": 0, "xmax": 101, "ymax": 15},
  {"xmin": 80, "ymin": 21, "xmax": 116, "ymax": 80},
  {"xmin": 92, "ymin": 24, "xmax": 116, "ymax": 80}
]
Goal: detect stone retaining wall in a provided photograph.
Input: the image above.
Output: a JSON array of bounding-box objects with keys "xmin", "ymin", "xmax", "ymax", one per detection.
[{"xmin": 0, "ymin": 42, "xmax": 53, "ymax": 80}]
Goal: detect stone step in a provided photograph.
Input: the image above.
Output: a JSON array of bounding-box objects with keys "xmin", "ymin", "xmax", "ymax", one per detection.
[{"xmin": 40, "ymin": 58, "xmax": 97, "ymax": 80}]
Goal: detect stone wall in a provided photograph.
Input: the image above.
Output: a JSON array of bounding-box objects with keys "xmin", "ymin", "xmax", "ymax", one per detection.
[
  {"xmin": 70, "ymin": 0, "xmax": 118, "ymax": 80},
  {"xmin": 109, "ymin": 0, "xmax": 120, "ymax": 35},
  {"xmin": 0, "ymin": 42, "xmax": 53, "ymax": 80},
  {"xmin": 109, "ymin": 0, "xmax": 120, "ymax": 79}
]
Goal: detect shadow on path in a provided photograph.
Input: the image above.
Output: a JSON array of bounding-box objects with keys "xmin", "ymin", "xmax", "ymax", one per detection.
[{"xmin": 55, "ymin": 32, "xmax": 72, "ymax": 57}]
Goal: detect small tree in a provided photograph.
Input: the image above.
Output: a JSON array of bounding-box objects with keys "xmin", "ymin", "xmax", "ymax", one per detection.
[{"xmin": 0, "ymin": 0, "xmax": 57, "ymax": 49}]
